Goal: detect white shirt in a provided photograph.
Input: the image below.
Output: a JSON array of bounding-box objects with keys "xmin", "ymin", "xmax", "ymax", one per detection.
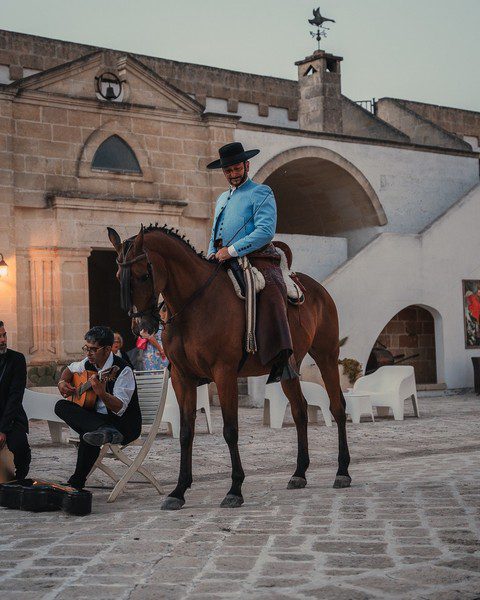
[{"xmin": 68, "ymin": 353, "xmax": 136, "ymax": 417}]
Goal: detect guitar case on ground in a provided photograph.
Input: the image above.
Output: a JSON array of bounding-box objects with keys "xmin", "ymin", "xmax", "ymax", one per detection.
[{"xmin": 0, "ymin": 479, "xmax": 92, "ymax": 515}]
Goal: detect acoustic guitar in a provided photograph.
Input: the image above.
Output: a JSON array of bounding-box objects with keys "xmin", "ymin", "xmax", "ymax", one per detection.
[
  {"xmin": 69, "ymin": 366, "xmax": 120, "ymax": 410},
  {"xmin": 0, "ymin": 446, "xmax": 15, "ymax": 484}
]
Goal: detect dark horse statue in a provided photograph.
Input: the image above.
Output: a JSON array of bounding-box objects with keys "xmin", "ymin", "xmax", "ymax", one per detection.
[{"xmin": 108, "ymin": 225, "xmax": 351, "ymax": 510}]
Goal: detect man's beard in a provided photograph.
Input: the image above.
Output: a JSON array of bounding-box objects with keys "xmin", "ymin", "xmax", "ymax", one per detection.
[
  {"xmin": 0, "ymin": 346, "xmax": 7, "ymax": 354},
  {"xmin": 229, "ymin": 165, "xmax": 248, "ymax": 188}
]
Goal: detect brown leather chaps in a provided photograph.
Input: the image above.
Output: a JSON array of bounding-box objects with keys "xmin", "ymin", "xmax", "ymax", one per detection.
[{"xmin": 248, "ymin": 244, "xmax": 296, "ymax": 381}]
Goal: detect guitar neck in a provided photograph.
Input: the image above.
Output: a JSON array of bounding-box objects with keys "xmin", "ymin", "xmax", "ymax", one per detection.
[
  {"xmin": 77, "ymin": 380, "xmax": 93, "ymax": 397},
  {"xmin": 73, "ymin": 367, "xmax": 116, "ymax": 399}
]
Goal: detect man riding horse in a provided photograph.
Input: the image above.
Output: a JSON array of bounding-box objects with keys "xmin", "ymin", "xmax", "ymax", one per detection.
[
  {"xmin": 108, "ymin": 142, "xmax": 351, "ymax": 510},
  {"xmin": 206, "ymin": 142, "xmax": 297, "ymax": 382}
]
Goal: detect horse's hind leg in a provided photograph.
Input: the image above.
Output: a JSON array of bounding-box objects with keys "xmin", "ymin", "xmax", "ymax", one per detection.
[
  {"xmin": 311, "ymin": 350, "xmax": 351, "ymax": 488},
  {"xmin": 215, "ymin": 370, "xmax": 245, "ymax": 508},
  {"xmin": 162, "ymin": 373, "xmax": 197, "ymax": 510},
  {"xmin": 280, "ymin": 377, "xmax": 310, "ymax": 489}
]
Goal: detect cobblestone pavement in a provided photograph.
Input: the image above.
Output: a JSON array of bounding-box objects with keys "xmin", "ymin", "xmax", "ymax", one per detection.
[{"xmin": 1, "ymin": 394, "xmax": 479, "ymax": 599}]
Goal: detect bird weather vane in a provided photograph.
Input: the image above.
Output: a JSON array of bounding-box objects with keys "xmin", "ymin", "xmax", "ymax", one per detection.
[{"xmin": 308, "ymin": 7, "xmax": 335, "ymax": 50}]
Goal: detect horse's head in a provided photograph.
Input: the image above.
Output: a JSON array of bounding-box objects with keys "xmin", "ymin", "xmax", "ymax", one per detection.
[{"xmin": 108, "ymin": 227, "xmax": 167, "ymax": 337}]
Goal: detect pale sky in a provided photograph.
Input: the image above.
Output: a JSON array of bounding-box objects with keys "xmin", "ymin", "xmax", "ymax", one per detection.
[{"xmin": 1, "ymin": 0, "xmax": 479, "ymax": 112}]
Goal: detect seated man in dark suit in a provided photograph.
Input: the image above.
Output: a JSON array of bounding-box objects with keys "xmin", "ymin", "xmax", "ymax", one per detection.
[
  {"xmin": 0, "ymin": 321, "xmax": 31, "ymax": 480},
  {"xmin": 55, "ymin": 326, "xmax": 141, "ymax": 490}
]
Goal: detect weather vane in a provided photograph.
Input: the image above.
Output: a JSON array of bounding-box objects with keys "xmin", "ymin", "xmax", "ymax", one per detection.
[{"xmin": 308, "ymin": 7, "xmax": 335, "ymax": 50}]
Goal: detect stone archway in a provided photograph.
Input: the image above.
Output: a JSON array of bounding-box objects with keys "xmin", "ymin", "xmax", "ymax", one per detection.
[
  {"xmin": 367, "ymin": 305, "xmax": 438, "ymax": 384},
  {"xmin": 253, "ymin": 146, "xmax": 386, "ymax": 236}
]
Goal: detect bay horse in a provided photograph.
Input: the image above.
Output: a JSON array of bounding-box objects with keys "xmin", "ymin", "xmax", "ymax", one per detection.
[{"xmin": 108, "ymin": 225, "xmax": 351, "ymax": 510}]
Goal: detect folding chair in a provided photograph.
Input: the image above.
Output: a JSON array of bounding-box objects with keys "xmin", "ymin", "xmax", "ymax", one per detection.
[{"xmin": 88, "ymin": 368, "xmax": 169, "ymax": 503}]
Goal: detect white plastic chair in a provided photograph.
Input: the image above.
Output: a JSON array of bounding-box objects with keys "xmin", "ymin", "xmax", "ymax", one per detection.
[
  {"xmin": 89, "ymin": 368, "xmax": 170, "ymax": 502},
  {"xmin": 23, "ymin": 388, "xmax": 66, "ymax": 443},
  {"xmin": 248, "ymin": 375, "xmax": 269, "ymax": 406},
  {"xmin": 352, "ymin": 365, "xmax": 419, "ymax": 421},
  {"xmin": 163, "ymin": 379, "xmax": 213, "ymax": 438},
  {"xmin": 263, "ymin": 381, "xmax": 332, "ymax": 429}
]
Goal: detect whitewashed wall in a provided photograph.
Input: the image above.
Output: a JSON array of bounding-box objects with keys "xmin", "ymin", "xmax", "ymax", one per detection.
[
  {"xmin": 274, "ymin": 233, "xmax": 348, "ymax": 281},
  {"xmin": 205, "ymin": 98, "xmax": 298, "ymax": 129},
  {"xmin": 239, "ymin": 128, "xmax": 479, "ymax": 254},
  {"xmin": 322, "ymin": 184, "xmax": 480, "ymax": 389}
]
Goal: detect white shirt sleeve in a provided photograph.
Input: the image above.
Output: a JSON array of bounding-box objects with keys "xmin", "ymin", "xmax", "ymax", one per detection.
[
  {"xmin": 67, "ymin": 358, "xmax": 87, "ymax": 374},
  {"xmin": 228, "ymin": 244, "xmax": 239, "ymax": 257},
  {"xmin": 111, "ymin": 366, "xmax": 136, "ymax": 416}
]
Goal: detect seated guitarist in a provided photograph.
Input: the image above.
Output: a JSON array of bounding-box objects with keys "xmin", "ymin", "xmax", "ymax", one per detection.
[
  {"xmin": 206, "ymin": 142, "xmax": 296, "ymax": 381},
  {"xmin": 55, "ymin": 326, "xmax": 141, "ymax": 490}
]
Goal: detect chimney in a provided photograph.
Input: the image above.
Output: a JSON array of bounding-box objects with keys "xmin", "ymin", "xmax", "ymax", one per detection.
[{"xmin": 296, "ymin": 50, "xmax": 343, "ymax": 133}]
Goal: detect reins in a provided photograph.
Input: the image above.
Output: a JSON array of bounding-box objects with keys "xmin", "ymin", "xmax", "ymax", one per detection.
[
  {"xmin": 116, "ymin": 238, "xmax": 223, "ymax": 327},
  {"xmin": 161, "ymin": 262, "xmax": 223, "ymax": 326}
]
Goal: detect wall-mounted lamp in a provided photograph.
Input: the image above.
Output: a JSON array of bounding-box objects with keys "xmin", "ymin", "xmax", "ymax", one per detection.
[{"xmin": 0, "ymin": 254, "xmax": 8, "ymax": 278}]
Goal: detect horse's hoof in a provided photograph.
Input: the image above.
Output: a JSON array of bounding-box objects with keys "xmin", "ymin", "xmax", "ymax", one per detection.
[
  {"xmin": 161, "ymin": 496, "xmax": 185, "ymax": 511},
  {"xmin": 333, "ymin": 475, "xmax": 352, "ymax": 489},
  {"xmin": 220, "ymin": 494, "xmax": 244, "ymax": 508},
  {"xmin": 287, "ymin": 476, "xmax": 307, "ymax": 489}
]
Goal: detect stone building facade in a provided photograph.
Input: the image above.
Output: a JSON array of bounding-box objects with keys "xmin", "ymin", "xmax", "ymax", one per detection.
[{"xmin": 0, "ymin": 30, "xmax": 479, "ymax": 387}]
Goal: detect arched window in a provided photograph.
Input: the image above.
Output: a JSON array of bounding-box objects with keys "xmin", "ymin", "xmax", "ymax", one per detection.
[{"xmin": 91, "ymin": 135, "xmax": 142, "ymax": 174}]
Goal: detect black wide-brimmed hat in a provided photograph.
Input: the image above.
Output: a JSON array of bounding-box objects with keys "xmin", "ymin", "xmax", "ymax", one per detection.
[{"xmin": 206, "ymin": 142, "xmax": 260, "ymax": 170}]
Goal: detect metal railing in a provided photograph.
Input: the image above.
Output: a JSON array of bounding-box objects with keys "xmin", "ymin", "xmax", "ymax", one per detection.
[{"xmin": 355, "ymin": 98, "xmax": 376, "ymax": 114}]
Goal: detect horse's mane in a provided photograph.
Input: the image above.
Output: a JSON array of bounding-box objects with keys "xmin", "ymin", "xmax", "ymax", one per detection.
[{"xmin": 142, "ymin": 223, "xmax": 209, "ymax": 262}]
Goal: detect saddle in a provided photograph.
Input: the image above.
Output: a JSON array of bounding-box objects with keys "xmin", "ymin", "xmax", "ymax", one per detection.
[
  {"xmin": 227, "ymin": 242, "xmax": 305, "ymax": 305},
  {"xmin": 226, "ymin": 241, "xmax": 305, "ymax": 356}
]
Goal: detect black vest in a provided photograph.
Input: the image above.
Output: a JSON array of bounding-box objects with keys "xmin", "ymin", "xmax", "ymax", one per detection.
[{"xmin": 84, "ymin": 355, "xmax": 141, "ymax": 444}]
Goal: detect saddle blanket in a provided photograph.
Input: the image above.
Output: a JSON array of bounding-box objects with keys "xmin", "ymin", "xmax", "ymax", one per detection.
[{"xmin": 227, "ymin": 246, "xmax": 305, "ymax": 305}]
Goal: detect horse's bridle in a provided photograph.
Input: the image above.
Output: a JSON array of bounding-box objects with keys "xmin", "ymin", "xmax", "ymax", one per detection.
[
  {"xmin": 116, "ymin": 238, "xmax": 223, "ymax": 327},
  {"xmin": 116, "ymin": 240, "xmax": 162, "ymax": 322}
]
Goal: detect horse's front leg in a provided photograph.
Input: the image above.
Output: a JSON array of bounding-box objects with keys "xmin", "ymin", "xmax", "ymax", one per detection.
[
  {"xmin": 215, "ymin": 370, "xmax": 245, "ymax": 508},
  {"xmin": 161, "ymin": 372, "xmax": 197, "ymax": 510}
]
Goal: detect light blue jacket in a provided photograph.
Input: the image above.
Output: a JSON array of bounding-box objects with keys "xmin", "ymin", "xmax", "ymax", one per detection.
[{"xmin": 207, "ymin": 179, "xmax": 277, "ymax": 258}]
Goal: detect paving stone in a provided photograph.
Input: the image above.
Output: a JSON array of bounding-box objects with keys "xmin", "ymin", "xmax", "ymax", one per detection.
[
  {"xmin": 353, "ymin": 574, "xmax": 426, "ymax": 595},
  {"xmin": 394, "ymin": 565, "xmax": 480, "ymax": 586},
  {"xmin": 312, "ymin": 541, "xmax": 388, "ymax": 554},
  {"xmin": 303, "ymin": 584, "xmax": 375, "ymax": 599},
  {"xmin": 192, "ymin": 580, "xmax": 245, "ymax": 594},
  {"xmin": 271, "ymin": 552, "xmax": 316, "ymax": 561},
  {"xmin": 438, "ymin": 556, "xmax": 480, "ymax": 572},
  {"xmin": 53, "ymin": 586, "xmax": 132, "ymax": 600},
  {"xmin": 417, "ymin": 586, "xmax": 480, "ymax": 600},
  {"xmin": 255, "ymin": 577, "xmax": 309, "ymax": 588},
  {"xmin": 213, "ymin": 555, "xmax": 258, "ymax": 571}
]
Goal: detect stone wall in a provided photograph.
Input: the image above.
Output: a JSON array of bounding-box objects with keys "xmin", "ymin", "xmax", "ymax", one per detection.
[
  {"xmin": 0, "ymin": 29, "xmax": 298, "ymax": 115},
  {"xmin": 0, "ymin": 93, "xmax": 17, "ymax": 340},
  {"xmin": 392, "ymin": 98, "xmax": 480, "ymax": 144},
  {"xmin": 375, "ymin": 306, "xmax": 437, "ymax": 384},
  {"xmin": 375, "ymin": 98, "xmax": 471, "ymax": 151},
  {"xmin": 341, "ymin": 96, "xmax": 408, "ymax": 142},
  {"xmin": 0, "ymin": 49, "xmax": 238, "ymax": 361}
]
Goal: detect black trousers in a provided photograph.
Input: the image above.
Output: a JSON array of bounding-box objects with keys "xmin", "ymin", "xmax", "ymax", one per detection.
[
  {"xmin": 6, "ymin": 427, "xmax": 31, "ymax": 480},
  {"xmin": 55, "ymin": 400, "xmax": 120, "ymax": 489}
]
